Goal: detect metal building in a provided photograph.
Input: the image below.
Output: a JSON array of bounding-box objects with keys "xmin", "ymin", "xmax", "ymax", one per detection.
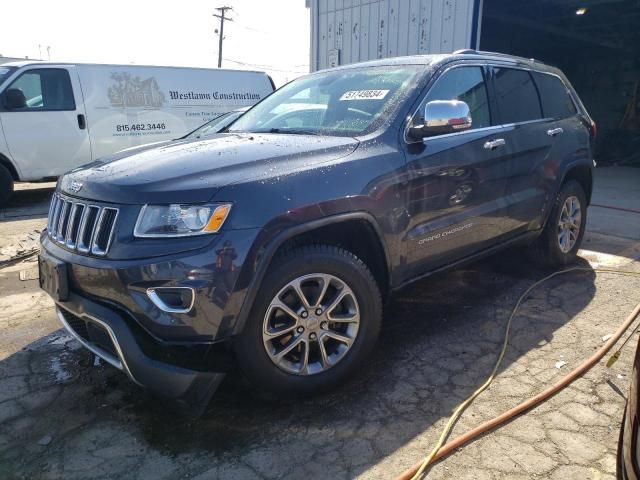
[{"xmin": 306, "ymin": 0, "xmax": 482, "ymax": 71}]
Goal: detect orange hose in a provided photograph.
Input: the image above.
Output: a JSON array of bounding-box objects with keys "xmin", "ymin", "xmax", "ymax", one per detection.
[{"xmin": 396, "ymin": 301, "xmax": 640, "ymax": 480}]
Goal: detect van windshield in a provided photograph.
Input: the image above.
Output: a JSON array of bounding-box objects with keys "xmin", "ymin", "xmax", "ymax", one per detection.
[
  {"xmin": 0, "ymin": 67, "xmax": 16, "ymax": 86},
  {"xmin": 228, "ymin": 65, "xmax": 421, "ymax": 137}
]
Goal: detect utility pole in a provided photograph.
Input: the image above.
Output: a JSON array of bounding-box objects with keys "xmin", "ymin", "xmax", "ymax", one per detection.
[{"xmin": 213, "ymin": 6, "xmax": 233, "ymax": 68}]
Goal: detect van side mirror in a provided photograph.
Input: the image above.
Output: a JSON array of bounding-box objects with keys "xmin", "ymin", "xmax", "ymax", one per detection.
[
  {"xmin": 4, "ymin": 88, "xmax": 27, "ymax": 109},
  {"xmin": 409, "ymin": 100, "xmax": 472, "ymax": 139}
]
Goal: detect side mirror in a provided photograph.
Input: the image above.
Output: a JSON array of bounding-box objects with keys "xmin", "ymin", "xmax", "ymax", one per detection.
[
  {"xmin": 410, "ymin": 100, "xmax": 472, "ymax": 139},
  {"xmin": 4, "ymin": 88, "xmax": 27, "ymax": 109}
]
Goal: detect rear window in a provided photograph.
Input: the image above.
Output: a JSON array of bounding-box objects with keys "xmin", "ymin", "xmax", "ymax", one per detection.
[
  {"xmin": 492, "ymin": 67, "xmax": 542, "ymax": 124},
  {"xmin": 533, "ymin": 72, "xmax": 577, "ymax": 119}
]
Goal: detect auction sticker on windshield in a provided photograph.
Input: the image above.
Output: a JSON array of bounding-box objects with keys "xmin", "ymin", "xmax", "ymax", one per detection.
[{"xmin": 340, "ymin": 89, "xmax": 389, "ymax": 101}]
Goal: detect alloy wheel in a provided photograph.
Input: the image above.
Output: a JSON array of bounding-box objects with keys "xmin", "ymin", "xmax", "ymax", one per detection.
[
  {"xmin": 557, "ymin": 195, "xmax": 582, "ymax": 253},
  {"xmin": 262, "ymin": 273, "xmax": 360, "ymax": 375}
]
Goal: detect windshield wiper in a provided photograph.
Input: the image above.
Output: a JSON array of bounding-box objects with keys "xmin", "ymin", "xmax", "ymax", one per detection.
[{"xmin": 263, "ymin": 128, "xmax": 321, "ymax": 136}]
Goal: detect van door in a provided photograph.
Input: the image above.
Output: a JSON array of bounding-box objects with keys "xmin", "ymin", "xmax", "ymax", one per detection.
[
  {"xmin": 0, "ymin": 66, "xmax": 91, "ymax": 181},
  {"xmin": 401, "ymin": 65, "xmax": 514, "ymax": 277}
]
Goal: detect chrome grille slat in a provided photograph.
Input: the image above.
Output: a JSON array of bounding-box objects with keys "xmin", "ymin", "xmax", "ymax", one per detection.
[
  {"xmin": 49, "ymin": 196, "xmax": 63, "ymax": 238},
  {"xmin": 91, "ymin": 208, "xmax": 118, "ymax": 256},
  {"xmin": 56, "ymin": 201, "xmax": 70, "ymax": 242},
  {"xmin": 46, "ymin": 193, "xmax": 118, "ymax": 256},
  {"xmin": 65, "ymin": 203, "xmax": 85, "ymax": 248},
  {"xmin": 47, "ymin": 195, "xmax": 58, "ymax": 232},
  {"xmin": 77, "ymin": 205, "xmax": 100, "ymax": 253}
]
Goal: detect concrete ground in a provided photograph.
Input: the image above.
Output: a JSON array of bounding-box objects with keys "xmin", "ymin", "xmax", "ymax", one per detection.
[{"xmin": 1, "ymin": 168, "xmax": 639, "ymax": 480}]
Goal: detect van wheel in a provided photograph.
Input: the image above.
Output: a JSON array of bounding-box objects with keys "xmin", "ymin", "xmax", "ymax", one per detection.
[
  {"xmin": 234, "ymin": 244, "xmax": 382, "ymax": 396},
  {"xmin": 0, "ymin": 164, "xmax": 14, "ymax": 207},
  {"xmin": 532, "ymin": 180, "xmax": 587, "ymax": 267}
]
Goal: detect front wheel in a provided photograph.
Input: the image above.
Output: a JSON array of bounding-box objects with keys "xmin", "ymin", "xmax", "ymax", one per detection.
[
  {"xmin": 532, "ymin": 180, "xmax": 587, "ymax": 267},
  {"xmin": 234, "ymin": 244, "xmax": 382, "ymax": 396}
]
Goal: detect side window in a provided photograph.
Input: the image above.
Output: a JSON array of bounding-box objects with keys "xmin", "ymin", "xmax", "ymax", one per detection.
[
  {"xmin": 4, "ymin": 69, "xmax": 75, "ymax": 111},
  {"xmin": 492, "ymin": 68, "xmax": 542, "ymax": 123},
  {"xmin": 532, "ymin": 72, "xmax": 577, "ymax": 119},
  {"xmin": 420, "ymin": 66, "xmax": 491, "ymax": 129}
]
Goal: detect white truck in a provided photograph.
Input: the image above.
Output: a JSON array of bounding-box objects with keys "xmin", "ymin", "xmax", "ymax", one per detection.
[{"xmin": 0, "ymin": 62, "xmax": 275, "ymax": 205}]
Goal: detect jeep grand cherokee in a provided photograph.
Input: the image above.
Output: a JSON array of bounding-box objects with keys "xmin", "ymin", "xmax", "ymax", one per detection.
[{"xmin": 39, "ymin": 51, "xmax": 595, "ymax": 406}]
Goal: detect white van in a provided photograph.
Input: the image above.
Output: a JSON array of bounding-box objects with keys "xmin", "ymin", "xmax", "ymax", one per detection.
[{"xmin": 0, "ymin": 62, "xmax": 275, "ymax": 204}]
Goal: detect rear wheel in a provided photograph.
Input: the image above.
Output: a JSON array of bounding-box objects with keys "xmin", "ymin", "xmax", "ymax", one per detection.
[
  {"xmin": 234, "ymin": 244, "xmax": 382, "ymax": 396},
  {"xmin": 532, "ymin": 180, "xmax": 587, "ymax": 267},
  {"xmin": 0, "ymin": 164, "xmax": 14, "ymax": 207}
]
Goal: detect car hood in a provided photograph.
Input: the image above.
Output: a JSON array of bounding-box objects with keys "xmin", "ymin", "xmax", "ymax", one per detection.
[{"xmin": 59, "ymin": 133, "xmax": 359, "ymax": 204}]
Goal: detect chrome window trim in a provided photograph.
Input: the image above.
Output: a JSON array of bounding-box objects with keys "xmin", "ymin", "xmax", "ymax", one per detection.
[
  {"xmin": 146, "ymin": 287, "xmax": 196, "ymax": 314},
  {"xmin": 404, "ymin": 61, "xmax": 576, "ymax": 144},
  {"xmin": 56, "ymin": 306, "xmax": 142, "ymax": 386}
]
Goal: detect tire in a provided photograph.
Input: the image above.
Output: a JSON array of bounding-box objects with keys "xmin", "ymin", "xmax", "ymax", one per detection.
[
  {"xmin": 531, "ymin": 180, "xmax": 587, "ymax": 267},
  {"xmin": 0, "ymin": 164, "xmax": 13, "ymax": 207},
  {"xmin": 234, "ymin": 244, "xmax": 383, "ymax": 396}
]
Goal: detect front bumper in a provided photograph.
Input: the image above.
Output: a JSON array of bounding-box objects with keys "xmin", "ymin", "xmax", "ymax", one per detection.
[
  {"xmin": 39, "ymin": 226, "xmax": 262, "ymax": 403},
  {"xmin": 55, "ymin": 292, "xmax": 225, "ymax": 404}
]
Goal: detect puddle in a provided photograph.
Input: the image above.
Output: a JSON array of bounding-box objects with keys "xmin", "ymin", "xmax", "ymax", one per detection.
[{"xmin": 49, "ymin": 351, "xmax": 74, "ymax": 383}]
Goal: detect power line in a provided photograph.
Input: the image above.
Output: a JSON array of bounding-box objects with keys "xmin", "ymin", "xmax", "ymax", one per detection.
[
  {"xmin": 213, "ymin": 6, "xmax": 233, "ymax": 68},
  {"xmin": 231, "ymin": 21, "xmax": 270, "ymax": 36},
  {"xmin": 224, "ymin": 58, "xmax": 309, "ymax": 74}
]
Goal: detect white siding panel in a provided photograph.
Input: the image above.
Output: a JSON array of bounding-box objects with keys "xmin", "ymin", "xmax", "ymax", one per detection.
[
  {"xmin": 370, "ymin": 2, "xmax": 380, "ymax": 59},
  {"xmin": 360, "ymin": 3, "xmax": 370, "ymax": 60},
  {"xmin": 397, "ymin": 0, "xmax": 411, "ymax": 56},
  {"xmin": 429, "ymin": 0, "xmax": 444, "ymax": 54},
  {"xmin": 407, "ymin": 0, "xmax": 421, "ymax": 55},
  {"xmin": 387, "ymin": 0, "xmax": 400, "ymax": 58},
  {"xmin": 311, "ymin": 0, "xmax": 477, "ymax": 70},
  {"xmin": 343, "ymin": 7, "xmax": 352, "ymax": 65},
  {"xmin": 377, "ymin": 1, "xmax": 387, "ymax": 59},
  {"xmin": 351, "ymin": 5, "xmax": 361, "ymax": 63}
]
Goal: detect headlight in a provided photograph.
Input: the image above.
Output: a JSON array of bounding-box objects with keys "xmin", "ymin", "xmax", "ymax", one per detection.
[{"xmin": 134, "ymin": 203, "xmax": 232, "ymax": 238}]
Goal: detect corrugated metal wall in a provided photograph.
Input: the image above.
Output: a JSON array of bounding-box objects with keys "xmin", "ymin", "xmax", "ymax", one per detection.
[{"xmin": 308, "ymin": 0, "xmax": 481, "ymax": 71}]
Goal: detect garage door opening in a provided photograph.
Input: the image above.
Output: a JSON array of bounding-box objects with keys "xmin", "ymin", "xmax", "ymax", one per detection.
[{"xmin": 480, "ymin": 0, "xmax": 640, "ymax": 165}]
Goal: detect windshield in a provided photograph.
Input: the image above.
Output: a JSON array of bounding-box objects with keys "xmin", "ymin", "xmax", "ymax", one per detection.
[
  {"xmin": 184, "ymin": 110, "xmax": 245, "ymax": 139},
  {"xmin": 228, "ymin": 65, "xmax": 421, "ymax": 137},
  {"xmin": 0, "ymin": 67, "xmax": 17, "ymax": 87}
]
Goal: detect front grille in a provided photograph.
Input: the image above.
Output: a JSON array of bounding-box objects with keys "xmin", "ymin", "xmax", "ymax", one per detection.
[{"xmin": 47, "ymin": 193, "xmax": 118, "ymax": 256}]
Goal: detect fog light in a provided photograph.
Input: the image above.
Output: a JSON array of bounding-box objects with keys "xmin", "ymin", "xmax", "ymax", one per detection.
[{"xmin": 147, "ymin": 287, "xmax": 195, "ymax": 314}]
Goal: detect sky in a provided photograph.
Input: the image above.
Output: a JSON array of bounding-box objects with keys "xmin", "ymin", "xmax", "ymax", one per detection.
[{"xmin": 0, "ymin": 0, "xmax": 311, "ymax": 87}]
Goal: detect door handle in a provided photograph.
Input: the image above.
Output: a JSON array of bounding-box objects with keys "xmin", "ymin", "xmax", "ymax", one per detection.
[
  {"xmin": 483, "ymin": 138, "xmax": 506, "ymax": 150},
  {"xmin": 547, "ymin": 127, "xmax": 563, "ymax": 137},
  {"xmin": 77, "ymin": 114, "xmax": 86, "ymax": 130}
]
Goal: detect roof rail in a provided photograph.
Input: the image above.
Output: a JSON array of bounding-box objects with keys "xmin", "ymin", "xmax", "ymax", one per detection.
[
  {"xmin": 475, "ymin": 50, "xmax": 542, "ymax": 63},
  {"xmin": 453, "ymin": 49, "xmax": 478, "ymax": 55}
]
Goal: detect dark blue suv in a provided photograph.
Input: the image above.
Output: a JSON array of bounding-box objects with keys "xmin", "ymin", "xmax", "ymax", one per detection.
[{"xmin": 39, "ymin": 51, "xmax": 595, "ymax": 407}]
